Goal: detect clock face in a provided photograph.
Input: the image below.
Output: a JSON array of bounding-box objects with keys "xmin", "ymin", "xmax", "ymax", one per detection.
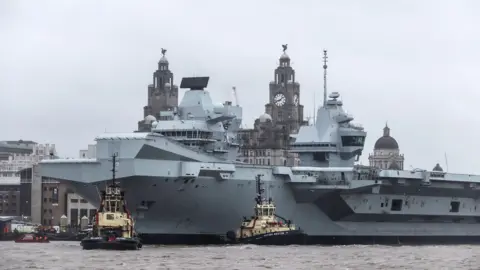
[
  {"xmin": 293, "ymin": 94, "xmax": 299, "ymax": 106},
  {"xmin": 274, "ymin": 93, "xmax": 286, "ymax": 107}
]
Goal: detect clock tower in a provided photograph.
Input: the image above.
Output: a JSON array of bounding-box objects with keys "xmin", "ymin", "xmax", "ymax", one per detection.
[{"xmin": 265, "ymin": 45, "xmax": 305, "ymax": 134}]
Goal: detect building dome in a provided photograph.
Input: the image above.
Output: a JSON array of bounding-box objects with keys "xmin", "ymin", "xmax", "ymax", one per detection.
[
  {"xmin": 280, "ymin": 53, "xmax": 290, "ymax": 60},
  {"xmin": 433, "ymin": 163, "xmax": 443, "ymax": 172},
  {"xmin": 159, "ymin": 55, "xmax": 168, "ymax": 64},
  {"xmin": 259, "ymin": 113, "xmax": 272, "ymax": 123},
  {"xmin": 144, "ymin": 115, "xmax": 157, "ymax": 124},
  {"xmin": 374, "ymin": 124, "xmax": 399, "ymax": 150}
]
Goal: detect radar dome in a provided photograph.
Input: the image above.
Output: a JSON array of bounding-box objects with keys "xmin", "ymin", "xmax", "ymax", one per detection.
[
  {"xmin": 151, "ymin": 121, "xmax": 158, "ymax": 128},
  {"xmin": 144, "ymin": 115, "xmax": 157, "ymax": 124},
  {"xmin": 213, "ymin": 102, "xmax": 224, "ymax": 110},
  {"xmin": 259, "ymin": 113, "xmax": 272, "ymax": 123},
  {"xmin": 165, "ymin": 82, "xmax": 171, "ymax": 88}
]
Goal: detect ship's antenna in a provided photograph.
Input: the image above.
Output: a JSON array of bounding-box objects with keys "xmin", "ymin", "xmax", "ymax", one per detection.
[
  {"xmin": 323, "ymin": 49, "xmax": 328, "ymax": 107},
  {"xmin": 313, "ymin": 90, "xmax": 316, "ymax": 124},
  {"xmin": 444, "ymin": 152, "xmax": 449, "ymax": 172}
]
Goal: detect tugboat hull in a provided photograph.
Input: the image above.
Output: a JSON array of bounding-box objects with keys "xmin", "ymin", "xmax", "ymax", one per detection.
[
  {"xmin": 226, "ymin": 229, "xmax": 306, "ymax": 245},
  {"xmin": 81, "ymin": 237, "xmax": 142, "ymax": 250}
]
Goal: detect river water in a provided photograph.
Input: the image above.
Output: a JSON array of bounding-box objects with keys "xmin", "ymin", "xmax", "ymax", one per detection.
[{"xmin": 1, "ymin": 241, "xmax": 478, "ymax": 269}]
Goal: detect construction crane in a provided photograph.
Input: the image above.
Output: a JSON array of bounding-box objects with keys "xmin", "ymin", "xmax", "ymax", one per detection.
[{"xmin": 232, "ymin": 86, "xmax": 239, "ymax": 106}]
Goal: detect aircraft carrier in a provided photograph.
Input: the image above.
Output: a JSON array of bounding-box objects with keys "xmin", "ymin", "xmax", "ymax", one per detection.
[{"xmin": 39, "ymin": 50, "xmax": 480, "ymax": 245}]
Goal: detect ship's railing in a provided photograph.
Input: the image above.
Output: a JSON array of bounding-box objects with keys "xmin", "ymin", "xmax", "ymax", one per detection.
[
  {"xmin": 156, "ymin": 133, "xmax": 230, "ymax": 160},
  {"xmin": 316, "ymin": 179, "xmax": 349, "ymax": 186}
]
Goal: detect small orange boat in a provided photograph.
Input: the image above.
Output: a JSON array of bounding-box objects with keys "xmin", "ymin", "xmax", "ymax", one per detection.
[{"xmin": 14, "ymin": 233, "xmax": 50, "ymax": 243}]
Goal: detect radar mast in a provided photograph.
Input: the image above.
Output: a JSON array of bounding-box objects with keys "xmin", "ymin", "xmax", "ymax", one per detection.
[{"xmin": 323, "ymin": 49, "xmax": 328, "ymax": 107}]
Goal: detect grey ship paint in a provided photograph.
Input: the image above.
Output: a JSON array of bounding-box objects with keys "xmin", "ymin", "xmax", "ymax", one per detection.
[{"xmin": 39, "ymin": 54, "xmax": 480, "ymax": 245}]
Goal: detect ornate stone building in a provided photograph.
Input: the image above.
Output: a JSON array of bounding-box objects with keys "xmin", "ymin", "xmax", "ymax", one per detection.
[
  {"xmin": 237, "ymin": 45, "xmax": 306, "ymax": 166},
  {"xmin": 368, "ymin": 124, "xmax": 405, "ymax": 170},
  {"xmin": 138, "ymin": 49, "xmax": 179, "ymax": 131},
  {"xmin": 265, "ymin": 45, "xmax": 306, "ymax": 134}
]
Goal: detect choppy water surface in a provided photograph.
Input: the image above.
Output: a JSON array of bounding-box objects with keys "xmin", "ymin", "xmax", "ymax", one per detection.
[{"xmin": 1, "ymin": 241, "xmax": 479, "ymax": 269}]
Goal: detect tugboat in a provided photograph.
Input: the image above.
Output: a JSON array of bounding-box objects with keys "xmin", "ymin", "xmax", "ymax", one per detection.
[
  {"xmin": 81, "ymin": 153, "xmax": 142, "ymax": 250},
  {"xmin": 15, "ymin": 233, "xmax": 50, "ymax": 243},
  {"xmin": 225, "ymin": 174, "xmax": 306, "ymax": 245}
]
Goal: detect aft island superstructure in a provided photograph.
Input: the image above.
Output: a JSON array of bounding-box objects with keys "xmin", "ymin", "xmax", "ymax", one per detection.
[{"xmin": 39, "ymin": 50, "xmax": 480, "ymax": 245}]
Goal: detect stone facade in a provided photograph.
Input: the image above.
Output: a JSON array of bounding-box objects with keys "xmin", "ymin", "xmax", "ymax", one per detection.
[
  {"xmin": 265, "ymin": 49, "xmax": 306, "ymax": 134},
  {"xmin": 66, "ymin": 193, "xmax": 96, "ymax": 225},
  {"xmin": 237, "ymin": 46, "xmax": 305, "ymax": 166},
  {"xmin": 138, "ymin": 50, "xmax": 179, "ymax": 131},
  {"xmin": 40, "ymin": 180, "xmax": 67, "ymax": 226},
  {"xmin": 368, "ymin": 124, "xmax": 405, "ymax": 170}
]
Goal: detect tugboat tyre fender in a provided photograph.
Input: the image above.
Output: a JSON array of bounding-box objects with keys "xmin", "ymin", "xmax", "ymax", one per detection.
[{"xmin": 226, "ymin": 230, "xmax": 236, "ymax": 241}]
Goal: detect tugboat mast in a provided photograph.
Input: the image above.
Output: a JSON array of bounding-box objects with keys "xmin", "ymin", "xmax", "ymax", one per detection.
[
  {"xmin": 110, "ymin": 152, "xmax": 118, "ymax": 186},
  {"xmin": 255, "ymin": 174, "xmax": 264, "ymax": 204}
]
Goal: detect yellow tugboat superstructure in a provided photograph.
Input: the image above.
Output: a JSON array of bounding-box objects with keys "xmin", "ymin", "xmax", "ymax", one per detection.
[
  {"xmin": 93, "ymin": 184, "xmax": 135, "ymax": 239},
  {"xmin": 81, "ymin": 153, "xmax": 142, "ymax": 250},
  {"xmin": 226, "ymin": 174, "xmax": 306, "ymax": 245}
]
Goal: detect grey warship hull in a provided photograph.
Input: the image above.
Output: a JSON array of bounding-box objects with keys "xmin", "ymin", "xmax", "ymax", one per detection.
[{"xmin": 44, "ymin": 155, "xmax": 480, "ymax": 245}]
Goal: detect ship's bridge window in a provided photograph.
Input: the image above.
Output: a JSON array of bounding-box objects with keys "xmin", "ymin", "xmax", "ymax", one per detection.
[{"xmin": 341, "ymin": 136, "xmax": 365, "ymax": 147}]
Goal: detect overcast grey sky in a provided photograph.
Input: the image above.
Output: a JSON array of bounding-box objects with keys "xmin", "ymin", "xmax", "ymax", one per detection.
[{"xmin": 1, "ymin": 0, "xmax": 479, "ymax": 173}]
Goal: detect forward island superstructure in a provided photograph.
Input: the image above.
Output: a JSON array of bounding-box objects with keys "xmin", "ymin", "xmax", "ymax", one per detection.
[{"xmin": 39, "ymin": 48, "xmax": 480, "ymax": 245}]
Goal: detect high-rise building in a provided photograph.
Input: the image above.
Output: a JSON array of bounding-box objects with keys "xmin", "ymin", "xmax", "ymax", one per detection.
[{"xmin": 1, "ymin": 143, "xmax": 56, "ymax": 217}]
